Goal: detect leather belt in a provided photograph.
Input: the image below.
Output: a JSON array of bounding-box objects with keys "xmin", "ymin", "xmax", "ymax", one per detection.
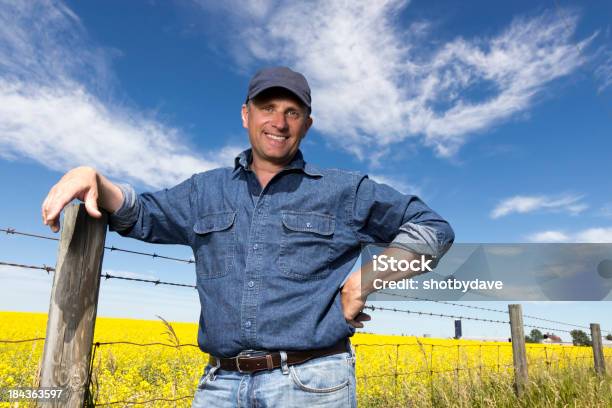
[{"xmin": 209, "ymin": 340, "xmax": 348, "ymax": 373}]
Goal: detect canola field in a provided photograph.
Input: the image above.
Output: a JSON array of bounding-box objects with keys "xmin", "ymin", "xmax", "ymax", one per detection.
[{"xmin": 0, "ymin": 311, "xmax": 610, "ymax": 407}]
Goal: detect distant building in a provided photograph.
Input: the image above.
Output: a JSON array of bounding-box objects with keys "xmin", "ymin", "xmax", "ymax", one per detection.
[{"xmin": 543, "ymin": 333, "xmax": 562, "ymax": 343}]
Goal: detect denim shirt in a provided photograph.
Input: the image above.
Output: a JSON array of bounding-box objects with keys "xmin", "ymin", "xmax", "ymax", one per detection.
[{"xmin": 109, "ymin": 149, "xmax": 454, "ymax": 357}]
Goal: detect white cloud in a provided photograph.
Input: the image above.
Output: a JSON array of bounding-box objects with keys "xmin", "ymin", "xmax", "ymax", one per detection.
[
  {"xmin": 0, "ymin": 1, "xmax": 239, "ymax": 189},
  {"xmin": 205, "ymin": 1, "xmax": 591, "ymax": 159},
  {"xmin": 600, "ymin": 204, "xmax": 612, "ymax": 218},
  {"xmin": 575, "ymin": 228, "xmax": 612, "ymax": 243},
  {"xmin": 491, "ymin": 194, "xmax": 587, "ymax": 219},
  {"xmin": 594, "ymin": 47, "xmax": 612, "ymax": 92},
  {"xmin": 527, "ymin": 227, "xmax": 612, "ymax": 243},
  {"xmin": 528, "ymin": 230, "xmax": 570, "ymax": 243}
]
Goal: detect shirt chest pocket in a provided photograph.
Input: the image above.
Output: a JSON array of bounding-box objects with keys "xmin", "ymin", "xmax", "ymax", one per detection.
[
  {"xmin": 278, "ymin": 211, "xmax": 335, "ymax": 280},
  {"xmin": 193, "ymin": 211, "xmax": 236, "ymax": 279}
]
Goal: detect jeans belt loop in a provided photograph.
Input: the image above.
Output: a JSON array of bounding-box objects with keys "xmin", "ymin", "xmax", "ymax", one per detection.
[
  {"xmin": 280, "ymin": 351, "xmax": 289, "ymax": 375},
  {"xmin": 208, "ymin": 357, "xmax": 221, "ymax": 381},
  {"xmin": 348, "ymin": 339, "xmax": 356, "ymax": 364}
]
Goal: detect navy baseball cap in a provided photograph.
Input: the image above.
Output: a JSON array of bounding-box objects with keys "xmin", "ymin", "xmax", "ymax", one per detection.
[{"xmin": 246, "ymin": 66, "xmax": 311, "ymax": 108}]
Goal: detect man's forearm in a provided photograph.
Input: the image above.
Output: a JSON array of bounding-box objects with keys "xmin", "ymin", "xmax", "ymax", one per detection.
[{"xmin": 96, "ymin": 173, "xmax": 125, "ymax": 214}]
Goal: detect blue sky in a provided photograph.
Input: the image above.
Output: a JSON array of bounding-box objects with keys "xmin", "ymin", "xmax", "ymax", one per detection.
[{"xmin": 0, "ymin": 0, "xmax": 611, "ymax": 341}]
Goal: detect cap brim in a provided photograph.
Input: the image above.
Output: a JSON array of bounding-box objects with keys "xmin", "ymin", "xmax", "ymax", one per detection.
[{"xmin": 248, "ymin": 84, "xmax": 310, "ymax": 108}]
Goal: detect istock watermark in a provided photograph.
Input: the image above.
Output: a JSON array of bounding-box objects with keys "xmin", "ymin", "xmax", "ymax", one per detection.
[{"xmin": 361, "ymin": 243, "xmax": 612, "ymax": 301}]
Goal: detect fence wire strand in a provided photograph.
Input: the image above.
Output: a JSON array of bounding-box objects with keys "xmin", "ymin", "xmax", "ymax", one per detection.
[
  {"xmin": 1, "ymin": 227, "xmax": 195, "ymax": 264},
  {"xmin": 364, "ymin": 304, "xmax": 574, "ymax": 334},
  {"xmin": 379, "ymin": 291, "xmax": 595, "ymax": 330},
  {"xmin": 3, "ymin": 260, "xmax": 607, "ymax": 336},
  {"xmin": 3, "ymin": 336, "xmax": 610, "ymax": 407},
  {"xmin": 0, "ymin": 260, "xmax": 196, "ymax": 288}
]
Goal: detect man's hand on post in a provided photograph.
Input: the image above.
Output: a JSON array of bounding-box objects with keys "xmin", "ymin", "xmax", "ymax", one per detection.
[{"xmin": 41, "ymin": 166, "xmax": 123, "ymax": 233}]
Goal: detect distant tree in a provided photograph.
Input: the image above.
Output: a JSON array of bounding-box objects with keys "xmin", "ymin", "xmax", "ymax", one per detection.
[
  {"xmin": 570, "ymin": 329, "xmax": 591, "ymax": 346},
  {"xmin": 606, "ymin": 333, "xmax": 612, "ymax": 341},
  {"xmin": 525, "ymin": 329, "xmax": 543, "ymax": 343}
]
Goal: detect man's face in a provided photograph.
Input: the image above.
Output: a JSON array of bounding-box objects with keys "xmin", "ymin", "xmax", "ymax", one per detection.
[{"xmin": 241, "ymin": 88, "xmax": 313, "ymax": 167}]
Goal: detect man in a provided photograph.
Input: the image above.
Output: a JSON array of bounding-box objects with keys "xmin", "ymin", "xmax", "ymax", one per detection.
[{"xmin": 41, "ymin": 66, "xmax": 454, "ymax": 407}]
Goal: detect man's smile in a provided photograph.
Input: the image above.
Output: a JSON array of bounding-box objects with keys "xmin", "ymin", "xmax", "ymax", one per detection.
[{"xmin": 264, "ymin": 132, "xmax": 289, "ymax": 142}]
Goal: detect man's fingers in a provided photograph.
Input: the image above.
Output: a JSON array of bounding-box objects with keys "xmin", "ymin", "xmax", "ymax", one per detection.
[
  {"xmin": 41, "ymin": 196, "xmax": 49, "ymax": 224},
  {"xmin": 354, "ymin": 312, "xmax": 371, "ymax": 322},
  {"xmin": 84, "ymin": 190, "xmax": 102, "ymax": 218},
  {"xmin": 347, "ymin": 312, "xmax": 371, "ymax": 328},
  {"xmin": 41, "ymin": 167, "xmax": 101, "ymax": 232},
  {"xmin": 42, "ymin": 190, "xmax": 60, "ymax": 230},
  {"xmin": 44, "ymin": 192, "xmax": 69, "ymax": 226},
  {"xmin": 42, "ymin": 186, "xmax": 57, "ymax": 225},
  {"xmin": 348, "ymin": 320, "xmax": 364, "ymax": 328}
]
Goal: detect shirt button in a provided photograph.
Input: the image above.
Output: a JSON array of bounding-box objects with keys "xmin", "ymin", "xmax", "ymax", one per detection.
[
  {"xmin": 253, "ymin": 244, "xmax": 258, "ymax": 250},
  {"xmin": 248, "ymin": 281, "xmax": 255, "ymax": 288},
  {"xmin": 306, "ymin": 222, "xmax": 312, "ymax": 228},
  {"xmin": 245, "ymin": 320, "xmax": 252, "ymax": 328}
]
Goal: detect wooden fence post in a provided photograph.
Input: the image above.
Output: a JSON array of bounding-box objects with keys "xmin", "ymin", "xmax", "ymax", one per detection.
[
  {"xmin": 38, "ymin": 203, "xmax": 107, "ymax": 407},
  {"xmin": 508, "ymin": 304, "xmax": 528, "ymax": 397},
  {"xmin": 590, "ymin": 323, "xmax": 606, "ymax": 376}
]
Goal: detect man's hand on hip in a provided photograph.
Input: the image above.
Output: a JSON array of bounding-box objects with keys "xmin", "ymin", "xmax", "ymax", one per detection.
[{"xmin": 341, "ymin": 269, "xmax": 371, "ymax": 328}]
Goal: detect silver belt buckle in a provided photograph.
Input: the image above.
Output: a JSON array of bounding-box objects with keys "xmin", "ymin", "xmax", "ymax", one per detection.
[
  {"xmin": 235, "ymin": 356, "xmax": 247, "ymax": 373},
  {"xmin": 235, "ymin": 349, "xmax": 268, "ymax": 373}
]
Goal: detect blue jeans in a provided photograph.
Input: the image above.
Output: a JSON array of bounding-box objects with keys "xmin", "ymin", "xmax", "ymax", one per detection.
[{"xmin": 191, "ymin": 345, "xmax": 357, "ymax": 407}]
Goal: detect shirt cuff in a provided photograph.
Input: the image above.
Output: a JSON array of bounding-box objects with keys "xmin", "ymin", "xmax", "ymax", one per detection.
[
  {"xmin": 388, "ymin": 222, "xmax": 449, "ymax": 267},
  {"xmin": 108, "ymin": 183, "xmax": 138, "ymax": 232}
]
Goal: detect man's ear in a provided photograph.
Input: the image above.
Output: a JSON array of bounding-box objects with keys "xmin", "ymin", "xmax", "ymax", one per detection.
[
  {"xmin": 241, "ymin": 104, "xmax": 249, "ymax": 129},
  {"xmin": 303, "ymin": 115, "xmax": 313, "ymax": 135}
]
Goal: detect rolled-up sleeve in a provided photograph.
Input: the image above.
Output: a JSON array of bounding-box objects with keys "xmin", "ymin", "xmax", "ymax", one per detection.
[
  {"xmin": 108, "ymin": 183, "xmax": 139, "ymax": 232},
  {"xmin": 352, "ymin": 175, "xmax": 454, "ymax": 264},
  {"xmin": 108, "ymin": 176, "xmax": 196, "ymax": 246}
]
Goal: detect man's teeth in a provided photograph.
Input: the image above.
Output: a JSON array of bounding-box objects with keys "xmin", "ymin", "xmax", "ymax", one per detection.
[{"xmin": 266, "ymin": 133, "xmax": 287, "ymax": 141}]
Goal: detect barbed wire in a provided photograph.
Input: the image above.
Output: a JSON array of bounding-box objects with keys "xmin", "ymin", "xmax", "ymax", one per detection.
[
  {"xmin": 0, "ymin": 261, "xmax": 54, "ymax": 273},
  {"xmin": 1, "ymin": 227, "xmax": 194, "ymax": 264},
  {"xmin": 95, "ymin": 395, "xmax": 194, "ymax": 407},
  {"xmin": 0, "ymin": 337, "xmax": 45, "ymax": 344},
  {"xmin": 358, "ymin": 363, "xmax": 517, "ymax": 380},
  {"xmin": 355, "ymin": 342, "xmax": 511, "ymax": 348},
  {"xmin": 5, "ymin": 337, "xmax": 606, "ymax": 350},
  {"xmin": 99, "ymin": 273, "xmax": 196, "ymax": 289},
  {"xmin": 3, "ymin": 337, "xmax": 608, "ymax": 406},
  {"xmin": 365, "ymin": 304, "xmax": 509, "ymax": 324},
  {"xmin": 95, "ymin": 341, "xmax": 199, "ymax": 348},
  {"xmin": 364, "ymin": 304, "xmax": 574, "ymax": 334},
  {"xmin": 378, "ymin": 291, "xmax": 595, "ymax": 331},
  {"xmin": 0, "ymin": 260, "xmax": 196, "ymax": 288},
  {"xmin": 3, "ymin": 260, "xmax": 610, "ymax": 336}
]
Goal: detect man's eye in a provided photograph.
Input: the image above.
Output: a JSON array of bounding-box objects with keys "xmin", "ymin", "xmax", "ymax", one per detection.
[
  {"xmin": 263, "ymin": 106, "xmax": 274, "ymax": 113},
  {"xmin": 287, "ymin": 111, "xmax": 300, "ymax": 118}
]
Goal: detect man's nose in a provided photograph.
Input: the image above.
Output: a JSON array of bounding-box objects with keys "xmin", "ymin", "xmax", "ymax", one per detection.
[{"xmin": 270, "ymin": 111, "xmax": 288, "ymax": 131}]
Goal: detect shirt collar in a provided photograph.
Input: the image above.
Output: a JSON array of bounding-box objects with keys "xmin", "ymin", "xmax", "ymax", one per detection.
[{"xmin": 232, "ymin": 148, "xmax": 322, "ymax": 177}]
